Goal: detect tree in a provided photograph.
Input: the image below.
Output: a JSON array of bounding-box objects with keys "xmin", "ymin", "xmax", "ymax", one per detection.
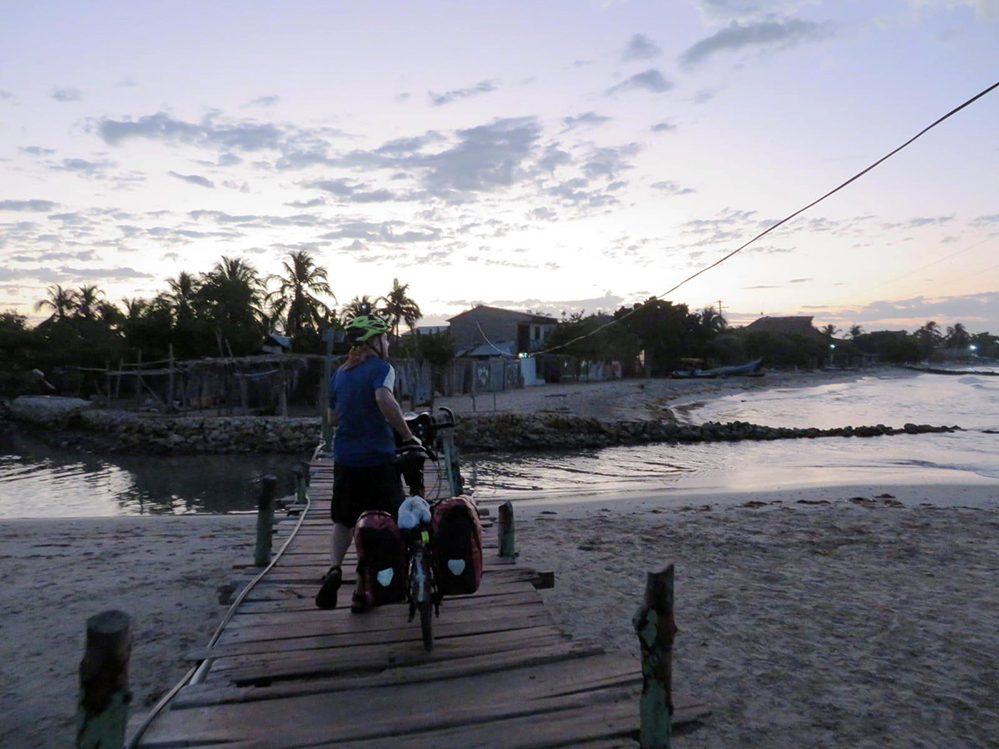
[
  {"xmin": 820, "ymin": 323, "xmax": 839, "ymax": 339},
  {"xmin": 195, "ymin": 256, "xmax": 267, "ymax": 355},
  {"xmin": 166, "ymin": 272, "xmax": 200, "ymax": 322},
  {"xmin": 849, "ymin": 324, "xmax": 864, "ymax": 340},
  {"xmin": 342, "ymin": 295, "xmax": 377, "ymax": 322},
  {"xmin": 266, "ymin": 251, "xmax": 335, "ymax": 339},
  {"xmin": 914, "ymin": 320, "xmax": 943, "ymax": 358},
  {"xmin": 34, "ymin": 285, "xmax": 77, "ymax": 323},
  {"xmin": 945, "ymin": 322, "xmax": 970, "ymax": 349},
  {"xmin": 614, "ymin": 298, "xmax": 702, "ymax": 375},
  {"xmin": 698, "ymin": 306, "xmax": 727, "ymax": 336},
  {"xmin": 74, "ymin": 285, "xmax": 104, "ymax": 321},
  {"xmin": 378, "ymin": 278, "xmax": 422, "ymax": 340}
]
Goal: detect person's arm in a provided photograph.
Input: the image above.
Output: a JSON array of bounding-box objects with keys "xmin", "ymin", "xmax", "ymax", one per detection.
[
  {"xmin": 375, "ymin": 387, "xmax": 415, "ymax": 441},
  {"xmin": 326, "ymin": 409, "xmax": 338, "ymax": 428}
]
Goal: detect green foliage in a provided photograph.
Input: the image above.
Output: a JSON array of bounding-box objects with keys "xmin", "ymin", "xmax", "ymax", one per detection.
[
  {"xmin": 854, "ymin": 330, "xmax": 923, "ymax": 363},
  {"xmin": 396, "ymin": 330, "xmax": 456, "ymax": 366},
  {"xmin": 378, "ymin": 279, "xmax": 422, "ymax": 340}
]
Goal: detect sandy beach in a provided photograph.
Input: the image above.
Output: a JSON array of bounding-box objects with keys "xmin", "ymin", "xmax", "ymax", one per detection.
[
  {"xmin": 0, "ymin": 516, "xmax": 254, "ymax": 749},
  {"xmin": 435, "ymin": 368, "xmax": 885, "ymax": 421}
]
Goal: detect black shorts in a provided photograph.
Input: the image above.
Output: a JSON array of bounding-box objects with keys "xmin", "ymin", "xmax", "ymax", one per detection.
[{"xmin": 330, "ymin": 463, "xmax": 404, "ymax": 526}]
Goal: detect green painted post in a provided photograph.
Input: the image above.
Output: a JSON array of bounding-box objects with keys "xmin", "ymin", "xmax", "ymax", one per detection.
[
  {"xmin": 633, "ymin": 564, "xmax": 678, "ymax": 749},
  {"xmin": 440, "ymin": 434, "xmax": 463, "ymax": 497},
  {"xmin": 254, "ymin": 475, "xmax": 277, "ymax": 566},
  {"xmin": 498, "ymin": 501, "xmax": 516, "ymax": 558},
  {"xmin": 294, "ymin": 461, "xmax": 311, "ymax": 503},
  {"xmin": 77, "ymin": 609, "xmax": 131, "ymax": 749}
]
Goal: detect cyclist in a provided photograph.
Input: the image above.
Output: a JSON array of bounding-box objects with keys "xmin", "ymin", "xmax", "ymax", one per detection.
[{"xmin": 316, "ymin": 309, "xmax": 419, "ymax": 612}]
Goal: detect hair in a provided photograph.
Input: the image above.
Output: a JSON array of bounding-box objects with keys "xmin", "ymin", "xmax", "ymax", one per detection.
[{"xmin": 339, "ymin": 334, "xmax": 385, "ymax": 371}]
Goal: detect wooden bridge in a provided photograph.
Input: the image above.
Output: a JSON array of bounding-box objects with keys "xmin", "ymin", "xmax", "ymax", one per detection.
[{"xmin": 132, "ymin": 455, "xmax": 707, "ymax": 748}]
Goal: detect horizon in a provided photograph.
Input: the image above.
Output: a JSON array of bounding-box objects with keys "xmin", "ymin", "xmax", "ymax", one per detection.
[{"xmin": 2, "ymin": 0, "xmax": 998, "ymax": 333}]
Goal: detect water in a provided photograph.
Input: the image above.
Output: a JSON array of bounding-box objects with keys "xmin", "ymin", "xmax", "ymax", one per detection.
[
  {"xmin": 464, "ymin": 371, "xmax": 999, "ymax": 505},
  {"xmin": 0, "ymin": 428, "xmax": 303, "ymax": 519},
  {"xmin": 4, "ymin": 370, "xmax": 998, "ymax": 518}
]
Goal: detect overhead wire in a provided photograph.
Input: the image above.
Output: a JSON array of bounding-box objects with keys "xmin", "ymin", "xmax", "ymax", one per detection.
[{"xmin": 536, "ymin": 79, "xmax": 999, "ymax": 356}]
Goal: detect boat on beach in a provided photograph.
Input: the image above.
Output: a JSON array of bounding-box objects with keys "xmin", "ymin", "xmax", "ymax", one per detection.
[{"xmin": 670, "ymin": 357, "xmax": 765, "ymax": 379}]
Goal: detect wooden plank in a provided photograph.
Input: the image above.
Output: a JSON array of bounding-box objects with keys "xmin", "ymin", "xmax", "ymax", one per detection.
[
  {"xmin": 230, "ymin": 589, "xmax": 542, "ymax": 618},
  {"xmin": 211, "ymin": 629, "xmax": 568, "ymax": 685},
  {"xmin": 196, "ymin": 611, "xmax": 555, "ymax": 660},
  {"xmin": 171, "ymin": 640, "xmax": 606, "ymax": 709},
  {"xmin": 238, "ymin": 577, "xmax": 537, "ymax": 604}
]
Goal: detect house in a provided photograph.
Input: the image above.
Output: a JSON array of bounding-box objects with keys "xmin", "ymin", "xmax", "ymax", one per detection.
[
  {"xmin": 744, "ymin": 316, "xmax": 822, "ymax": 338},
  {"xmin": 401, "ymin": 325, "xmax": 450, "ymax": 337},
  {"xmin": 447, "ymin": 305, "xmax": 558, "ymax": 356}
]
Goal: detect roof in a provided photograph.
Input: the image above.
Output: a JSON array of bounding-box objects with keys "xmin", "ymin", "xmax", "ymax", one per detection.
[
  {"xmin": 265, "ymin": 333, "xmax": 293, "ymax": 348},
  {"xmin": 401, "ymin": 325, "xmax": 450, "ymax": 337},
  {"xmin": 447, "ymin": 304, "xmax": 557, "ymax": 325},
  {"xmin": 744, "ymin": 316, "xmax": 817, "ymax": 335},
  {"xmin": 457, "ymin": 340, "xmax": 518, "ymax": 358}
]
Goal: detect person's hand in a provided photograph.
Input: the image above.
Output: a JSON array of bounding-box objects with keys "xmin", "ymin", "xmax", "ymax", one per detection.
[{"xmin": 402, "ymin": 434, "xmax": 422, "ymax": 447}]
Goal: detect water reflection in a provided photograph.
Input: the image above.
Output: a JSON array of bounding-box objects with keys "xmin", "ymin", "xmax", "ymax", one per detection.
[{"xmin": 0, "ymin": 427, "xmax": 303, "ymax": 519}]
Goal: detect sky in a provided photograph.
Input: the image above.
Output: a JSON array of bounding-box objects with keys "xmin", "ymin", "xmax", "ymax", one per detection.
[{"xmin": 2, "ymin": 0, "xmax": 998, "ymax": 333}]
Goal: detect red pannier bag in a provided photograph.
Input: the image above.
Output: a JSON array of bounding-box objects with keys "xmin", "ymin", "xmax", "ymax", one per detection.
[
  {"xmin": 431, "ymin": 496, "xmax": 483, "ymax": 596},
  {"xmin": 353, "ymin": 510, "xmax": 408, "ymax": 606}
]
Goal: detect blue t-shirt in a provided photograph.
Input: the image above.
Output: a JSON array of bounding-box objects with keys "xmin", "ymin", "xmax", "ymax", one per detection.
[{"xmin": 329, "ymin": 356, "xmax": 397, "ymax": 467}]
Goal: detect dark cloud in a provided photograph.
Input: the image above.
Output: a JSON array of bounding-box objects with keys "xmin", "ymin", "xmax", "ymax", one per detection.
[
  {"xmin": 693, "ymin": 89, "xmax": 716, "ymax": 104},
  {"xmin": 115, "ymin": 77, "xmax": 137, "ymax": 88},
  {"xmin": 19, "ymin": 146, "xmax": 56, "ymax": 156},
  {"xmin": 395, "ymin": 92, "xmax": 411, "ymax": 102},
  {"xmin": 243, "ymin": 95, "xmax": 280, "ymax": 108},
  {"xmin": 606, "ymin": 69, "xmax": 674, "ymax": 96},
  {"xmin": 651, "ymin": 121, "xmax": 676, "ymax": 133},
  {"xmin": 0, "ymin": 90, "xmax": 15, "ymax": 101},
  {"xmin": 305, "ymin": 178, "xmax": 406, "ymax": 203},
  {"xmin": 651, "ymin": 180, "xmax": 695, "ymax": 195},
  {"xmin": 188, "ymin": 210, "xmax": 323, "ymax": 228},
  {"xmin": 285, "ymin": 198, "xmax": 325, "ymax": 208},
  {"xmin": 48, "ymin": 212, "xmax": 88, "ymax": 226},
  {"xmin": 168, "ymin": 171, "xmax": 215, "ymax": 188},
  {"xmin": 50, "ymin": 87, "xmax": 83, "ymax": 102},
  {"xmin": 0, "ymin": 200, "xmax": 59, "ymax": 212},
  {"xmin": 545, "ymin": 177, "xmax": 619, "ymax": 210},
  {"xmin": 973, "ymin": 214, "xmax": 999, "ymax": 227},
  {"xmin": 530, "ymin": 207, "xmax": 557, "ymax": 221},
  {"xmin": 846, "ymin": 292, "xmax": 999, "ymax": 330},
  {"xmin": 538, "ymin": 144, "xmax": 573, "ymax": 173},
  {"xmin": 428, "ymin": 80, "xmax": 499, "ymax": 107},
  {"xmin": 562, "ymin": 112, "xmax": 613, "ymax": 131},
  {"xmin": 743, "ymin": 284, "xmax": 780, "ymax": 289},
  {"xmin": 9, "ymin": 250, "xmax": 97, "ymax": 262},
  {"xmin": 375, "ymin": 132, "xmax": 445, "ymax": 154},
  {"xmin": 680, "ymin": 18, "xmax": 834, "ymax": 67},
  {"xmin": 789, "ymin": 277, "xmax": 812, "ymax": 283},
  {"xmin": 622, "ymin": 33, "xmax": 662, "ymax": 61}
]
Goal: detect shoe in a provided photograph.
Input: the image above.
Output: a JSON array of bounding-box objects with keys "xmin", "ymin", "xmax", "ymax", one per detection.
[
  {"xmin": 350, "ymin": 584, "xmax": 374, "ymax": 614},
  {"xmin": 315, "ymin": 566, "xmax": 342, "ymax": 609}
]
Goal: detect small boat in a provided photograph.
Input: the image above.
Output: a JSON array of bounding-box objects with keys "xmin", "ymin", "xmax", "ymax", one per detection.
[{"xmin": 671, "ymin": 358, "xmax": 764, "ymax": 379}]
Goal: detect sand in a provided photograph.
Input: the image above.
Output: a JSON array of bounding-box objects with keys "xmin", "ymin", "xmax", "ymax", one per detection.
[
  {"xmin": 434, "ymin": 368, "xmax": 885, "ymax": 421},
  {"xmin": 518, "ymin": 487, "xmax": 999, "ymax": 748},
  {"xmin": 0, "ymin": 515, "xmax": 254, "ymax": 749}
]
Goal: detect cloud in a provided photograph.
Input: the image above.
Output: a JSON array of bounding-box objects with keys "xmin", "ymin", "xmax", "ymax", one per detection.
[
  {"xmin": 789, "ymin": 277, "xmax": 812, "ymax": 283},
  {"xmin": 0, "ymin": 89, "xmax": 15, "ymax": 101},
  {"xmin": 285, "ymin": 198, "xmax": 325, "ymax": 208},
  {"xmin": 50, "ymin": 87, "xmax": 83, "ymax": 102},
  {"xmin": 972, "ymin": 213, "xmax": 999, "ymax": 227},
  {"xmin": 375, "ymin": 131, "xmax": 445, "ymax": 154},
  {"xmin": 0, "ymin": 199, "xmax": 59, "ymax": 212},
  {"xmin": 606, "ymin": 69, "xmax": 674, "ymax": 95},
  {"xmin": 680, "ymin": 18, "xmax": 834, "ymax": 67},
  {"xmin": 19, "ymin": 146, "xmax": 56, "ymax": 156},
  {"xmin": 168, "ymin": 171, "xmax": 215, "ymax": 188},
  {"xmin": 319, "ymin": 220, "xmax": 441, "ymax": 244},
  {"xmin": 538, "ymin": 144, "xmax": 573, "ymax": 173},
  {"xmin": 845, "ymin": 291, "xmax": 999, "ymax": 330},
  {"xmin": 305, "ymin": 178, "xmax": 405, "ymax": 203},
  {"xmin": 115, "ymin": 77, "xmax": 137, "ymax": 88},
  {"xmin": 188, "ymin": 210, "xmax": 323, "ymax": 228},
  {"xmin": 95, "ymin": 112, "xmax": 287, "ymax": 152},
  {"xmin": 910, "ymin": 0, "xmax": 999, "ymax": 21},
  {"xmin": 622, "ymin": 33, "xmax": 663, "ymax": 61},
  {"xmin": 50, "ymin": 158, "xmax": 117, "ymax": 177},
  {"xmin": 9, "ymin": 250, "xmax": 97, "ymax": 262},
  {"xmin": 243, "ymin": 95, "xmax": 280, "ymax": 108},
  {"xmin": 651, "ymin": 180, "xmax": 696, "ymax": 195},
  {"xmin": 428, "ymin": 80, "xmax": 499, "ymax": 107},
  {"xmin": 651, "ymin": 121, "xmax": 676, "ymax": 133},
  {"xmin": 583, "ymin": 143, "xmax": 641, "ymax": 180},
  {"xmin": 562, "ymin": 111, "xmax": 613, "ymax": 131},
  {"xmin": 0, "ymin": 266, "xmax": 152, "ymax": 283}
]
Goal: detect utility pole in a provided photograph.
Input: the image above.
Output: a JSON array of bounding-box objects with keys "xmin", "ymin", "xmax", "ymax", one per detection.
[{"xmin": 716, "ymin": 299, "xmax": 724, "ymax": 320}]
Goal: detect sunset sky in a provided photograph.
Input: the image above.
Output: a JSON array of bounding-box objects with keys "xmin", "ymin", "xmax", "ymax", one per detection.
[{"xmin": 2, "ymin": 0, "xmax": 997, "ymax": 332}]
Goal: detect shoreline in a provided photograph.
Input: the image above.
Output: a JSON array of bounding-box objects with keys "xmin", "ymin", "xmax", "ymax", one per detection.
[{"xmin": 3, "ymin": 484, "xmax": 997, "ymax": 747}]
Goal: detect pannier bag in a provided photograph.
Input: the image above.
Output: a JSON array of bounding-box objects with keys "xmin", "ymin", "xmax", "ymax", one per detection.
[
  {"xmin": 431, "ymin": 496, "xmax": 483, "ymax": 595},
  {"xmin": 353, "ymin": 510, "xmax": 408, "ymax": 605}
]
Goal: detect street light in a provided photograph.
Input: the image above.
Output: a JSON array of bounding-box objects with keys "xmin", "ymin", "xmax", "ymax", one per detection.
[
  {"xmin": 970, "ymin": 345, "xmax": 978, "ymax": 351},
  {"xmin": 829, "ymin": 343, "xmax": 836, "ymax": 349}
]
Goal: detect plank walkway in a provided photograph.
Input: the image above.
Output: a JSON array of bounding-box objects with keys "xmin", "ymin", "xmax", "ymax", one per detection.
[{"xmin": 135, "ymin": 454, "xmax": 707, "ymax": 748}]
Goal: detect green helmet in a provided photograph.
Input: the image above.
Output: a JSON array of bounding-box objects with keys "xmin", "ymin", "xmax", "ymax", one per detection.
[{"xmin": 344, "ymin": 313, "xmax": 390, "ymax": 344}]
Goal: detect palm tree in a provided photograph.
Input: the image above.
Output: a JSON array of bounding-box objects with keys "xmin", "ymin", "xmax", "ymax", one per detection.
[
  {"xmin": 34, "ymin": 285, "xmax": 77, "ymax": 323},
  {"xmin": 195, "ymin": 256, "xmax": 267, "ymax": 355},
  {"xmin": 849, "ymin": 324, "xmax": 863, "ymax": 340},
  {"xmin": 915, "ymin": 320, "xmax": 943, "ymax": 359},
  {"xmin": 166, "ymin": 271, "xmax": 200, "ymax": 322},
  {"xmin": 698, "ymin": 306, "xmax": 727, "ymax": 335},
  {"xmin": 378, "ymin": 278, "xmax": 422, "ymax": 340},
  {"xmin": 820, "ymin": 323, "xmax": 839, "ymax": 339},
  {"xmin": 266, "ymin": 251, "xmax": 335, "ymax": 338},
  {"xmin": 945, "ymin": 323, "xmax": 970, "ymax": 349},
  {"xmin": 341, "ymin": 295, "xmax": 377, "ymax": 323},
  {"xmin": 73, "ymin": 285, "xmax": 104, "ymax": 321}
]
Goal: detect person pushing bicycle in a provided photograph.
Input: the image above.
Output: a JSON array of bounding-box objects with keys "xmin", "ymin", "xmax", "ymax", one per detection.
[{"xmin": 315, "ymin": 308, "xmax": 420, "ymax": 613}]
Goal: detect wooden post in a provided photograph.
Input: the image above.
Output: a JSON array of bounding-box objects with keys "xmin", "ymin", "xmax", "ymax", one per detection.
[
  {"xmin": 254, "ymin": 475, "xmax": 277, "ymax": 566},
  {"xmin": 105, "ymin": 362, "xmax": 112, "ymax": 406},
  {"xmin": 167, "ymin": 344, "xmax": 175, "ymax": 410},
  {"xmin": 292, "ymin": 461, "xmax": 310, "ymax": 503},
  {"xmin": 498, "ymin": 500, "xmax": 516, "ymax": 558},
  {"xmin": 239, "ymin": 374, "xmax": 249, "ymax": 414},
  {"xmin": 279, "ymin": 367, "xmax": 288, "ymax": 418},
  {"xmin": 77, "ymin": 609, "xmax": 131, "ymax": 749},
  {"xmin": 134, "ymin": 350, "xmax": 142, "ymax": 406},
  {"xmin": 114, "ymin": 358, "xmax": 123, "ymax": 400},
  {"xmin": 633, "ymin": 564, "xmax": 678, "ymax": 749}
]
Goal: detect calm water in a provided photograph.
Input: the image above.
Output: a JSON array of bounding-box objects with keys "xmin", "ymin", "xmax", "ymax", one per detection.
[
  {"xmin": 3, "ymin": 370, "xmax": 998, "ymax": 518},
  {"xmin": 0, "ymin": 428, "xmax": 303, "ymax": 519},
  {"xmin": 464, "ymin": 370, "xmax": 999, "ymax": 506}
]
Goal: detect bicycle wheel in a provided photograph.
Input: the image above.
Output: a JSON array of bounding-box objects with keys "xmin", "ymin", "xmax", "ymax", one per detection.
[{"xmin": 419, "ymin": 601, "xmax": 433, "ymax": 651}]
